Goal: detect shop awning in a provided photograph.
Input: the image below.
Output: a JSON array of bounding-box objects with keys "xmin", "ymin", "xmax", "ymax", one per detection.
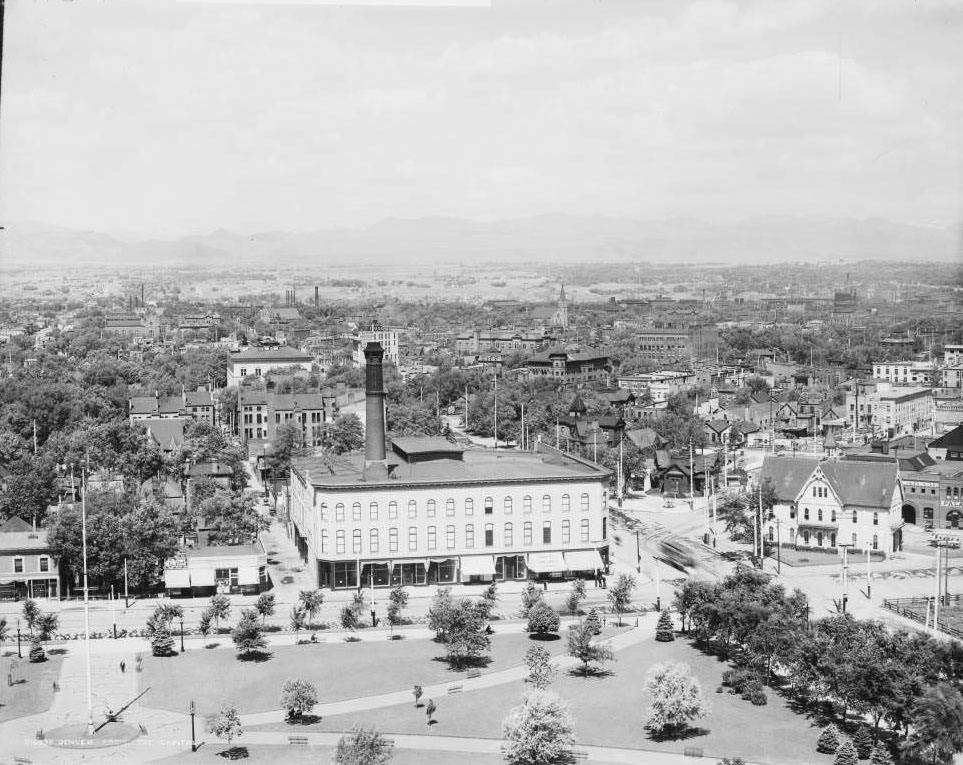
[
  {"xmin": 526, "ymin": 551, "xmax": 567, "ymax": 573},
  {"xmin": 191, "ymin": 567, "xmax": 216, "ymax": 587},
  {"xmin": 564, "ymin": 549, "xmax": 604, "ymax": 571},
  {"xmin": 459, "ymin": 555, "xmax": 495, "ymax": 576},
  {"xmin": 164, "ymin": 569, "xmax": 192, "ymax": 588}
]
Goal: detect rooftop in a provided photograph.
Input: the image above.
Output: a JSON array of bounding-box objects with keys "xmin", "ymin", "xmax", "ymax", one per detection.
[{"xmin": 231, "ymin": 346, "xmax": 312, "ymax": 363}]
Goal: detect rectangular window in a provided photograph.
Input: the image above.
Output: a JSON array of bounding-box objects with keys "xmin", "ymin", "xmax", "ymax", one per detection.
[
  {"xmin": 230, "ymin": 568, "xmax": 239, "ymax": 586},
  {"xmin": 446, "ymin": 525, "xmax": 456, "ymax": 550},
  {"xmin": 466, "ymin": 524, "xmax": 474, "ymax": 548},
  {"xmin": 524, "ymin": 522, "xmax": 533, "ymax": 546},
  {"xmin": 352, "ymin": 530, "xmax": 362, "ymax": 554},
  {"xmin": 336, "ymin": 531, "xmax": 346, "ymax": 554},
  {"xmin": 408, "ymin": 528, "xmax": 418, "ymax": 551},
  {"xmin": 370, "ymin": 502, "xmax": 378, "ymax": 521},
  {"xmin": 38, "ymin": 556, "xmax": 48, "ymax": 572},
  {"xmin": 562, "ymin": 520, "xmax": 570, "ymax": 544},
  {"xmin": 427, "ymin": 526, "xmax": 437, "ymax": 551},
  {"xmin": 321, "ymin": 530, "xmax": 328, "ymax": 554},
  {"xmin": 14, "ymin": 557, "xmax": 24, "ymax": 573},
  {"xmin": 370, "ymin": 529, "xmax": 379, "ymax": 553},
  {"xmin": 580, "ymin": 518, "xmax": 590, "ymax": 542},
  {"xmin": 389, "ymin": 528, "xmax": 399, "ymax": 552},
  {"xmin": 485, "ymin": 524, "xmax": 494, "ymax": 547},
  {"xmin": 543, "ymin": 521, "xmax": 551, "ymax": 544},
  {"xmin": 216, "ymin": 567, "xmax": 229, "ymax": 581}
]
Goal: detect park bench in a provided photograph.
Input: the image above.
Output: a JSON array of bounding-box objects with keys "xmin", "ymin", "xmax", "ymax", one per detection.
[
  {"xmin": 466, "ymin": 669, "xmax": 481, "ymax": 679},
  {"xmin": 569, "ymin": 749, "xmax": 589, "ymax": 760},
  {"xmin": 447, "ymin": 685, "xmax": 463, "ymax": 695},
  {"xmin": 288, "ymin": 735, "xmax": 309, "ymax": 746}
]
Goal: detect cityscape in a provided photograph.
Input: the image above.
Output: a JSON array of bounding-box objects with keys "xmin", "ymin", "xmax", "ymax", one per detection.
[{"xmin": 1, "ymin": 2, "xmax": 962, "ymax": 765}]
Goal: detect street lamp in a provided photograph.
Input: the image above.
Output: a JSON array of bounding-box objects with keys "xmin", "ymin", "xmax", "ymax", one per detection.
[
  {"xmin": 190, "ymin": 699, "xmax": 197, "ymax": 752},
  {"xmin": 838, "ymin": 543, "xmax": 853, "ymax": 614},
  {"xmin": 180, "ymin": 617, "xmax": 185, "ymax": 653},
  {"xmin": 16, "ymin": 619, "xmax": 22, "ymax": 659}
]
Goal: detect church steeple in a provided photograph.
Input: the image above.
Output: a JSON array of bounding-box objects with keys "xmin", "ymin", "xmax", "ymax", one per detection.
[{"xmin": 557, "ymin": 282, "xmax": 568, "ymax": 329}]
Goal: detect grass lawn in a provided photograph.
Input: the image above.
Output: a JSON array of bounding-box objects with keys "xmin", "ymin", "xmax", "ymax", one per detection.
[
  {"xmin": 151, "ymin": 743, "xmax": 505, "ymax": 765},
  {"xmin": 138, "ymin": 629, "xmax": 585, "ymax": 718},
  {"xmin": 256, "ymin": 637, "xmax": 838, "ymax": 765},
  {"xmin": 0, "ymin": 649, "xmax": 67, "ymax": 722}
]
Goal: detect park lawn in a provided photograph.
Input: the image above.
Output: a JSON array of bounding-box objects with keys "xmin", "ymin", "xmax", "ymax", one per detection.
[
  {"xmin": 268, "ymin": 637, "xmax": 836, "ymax": 765},
  {"xmin": 151, "ymin": 744, "xmax": 506, "ymax": 765},
  {"xmin": 0, "ymin": 650, "xmax": 67, "ymax": 723},
  {"xmin": 139, "ymin": 629, "xmax": 580, "ymax": 718}
]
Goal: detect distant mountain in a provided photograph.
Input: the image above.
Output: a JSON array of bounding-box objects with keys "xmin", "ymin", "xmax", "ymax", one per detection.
[{"xmin": 1, "ymin": 215, "xmax": 958, "ymax": 269}]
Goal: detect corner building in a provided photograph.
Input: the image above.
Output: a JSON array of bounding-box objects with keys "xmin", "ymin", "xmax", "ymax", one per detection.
[{"xmin": 289, "ymin": 342, "xmax": 611, "ymax": 590}]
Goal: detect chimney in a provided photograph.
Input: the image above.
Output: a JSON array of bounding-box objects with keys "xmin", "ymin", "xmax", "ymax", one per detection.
[
  {"xmin": 364, "ymin": 342, "xmax": 388, "ymax": 478},
  {"xmin": 315, "ymin": 286, "xmax": 319, "ymax": 308}
]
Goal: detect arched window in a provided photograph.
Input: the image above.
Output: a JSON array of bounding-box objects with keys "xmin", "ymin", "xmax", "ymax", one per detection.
[
  {"xmin": 542, "ymin": 495, "xmax": 551, "ymax": 513},
  {"xmin": 504, "ymin": 497, "xmax": 513, "ymax": 514},
  {"xmin": 523, "ymin": 495, "xmax": 533, "ymax": 513},
  {"xmin": 336, "ymin": 530, "xmax": 345, "ymax": 554},
  {"xmin": 369, "ymin": 502, "xmax": 378, "ymax": 521},
  {"xmin": 388, "ymin": 501, "xmax": 398, "ymax": 520},
  {"xmin": 872, "ymin": 534, "xmax": 878, "ymax": 551},
  {"xmin": 352, "ymin": 502, "xmax": 362, "ymax": 521},
  {"xmin": 562, "ymin": 519, "xmax": 570, "ymax": 543},
  {"xmin": 561, "ymin": 494, "xmax": 571, "ymax": 512},
  {"xmin": 389, "ymin": 527, "xmax": 398, "ymax": 552},
  {"xmin": 580, "ymin": 518, "xmax": 590, "ymax": 542},
  {"xmin": 485, "ymin": 524, "xmax": 494, "ymax": 547},
  {"xmin": 408, "ymin": 527, "xmax": 417, "ymax": 551},
  {"xmin": 427, "ymin": 500, "xmax": 436, "ymax": 518},
  {"xmin": 817, "ymin": 509, "xmax": 823, "ymax": 522},
  {"xmin": 408, "ymin": 500, "xmax": 417, "ymax": 519},
  {"xmin": 446, "ymin": 525, "xmax": 456, "ymax": 549},
  {"xmin": 465, "ymin": 498, "xmax": 474, "ymax": 515},
  {"xmin": 369, "ymin": 529, "xmax": 379, "ymax": 553},
  {"xmin": 504, "ymin": 522, "xmax": 513, "ymax": 547},
  {"xmin": 446, "ymin": 499, "xmax": 455, "ymax": 516},
  {"xmin": 523, "ymin": 522, "xmax": 533, "ymax": 545},
  {"xmin": 484, "ymin": 497, "xmax": 494, "ymax": 514},
  {"xmin": 427, "ymin": 526, "xmax": 437, "ymax": 550},
  {"xmin": 465, "ymin": 524, "xmax": 475, "ymax": 548},
  {"xmin": 580, "ymin": 493, "xmax": 590, "ymax": 512},
  {"xmin": 352, "ymin": 529, "xmax": 362, "ymax": 554},
  {"xmin": 335, "ymin": 503, "xmax": 345, "ymax": 522},
  {"xmin": 321, "ymin": 530, "xmax": 328, "ymax": 553},
  {"xmin": 319, "ymin": 503, "xmax": 328, "ymax": 521},
  {"xmin": 542, "ymin": 521, "xmax": 552, "ymax": 544}
]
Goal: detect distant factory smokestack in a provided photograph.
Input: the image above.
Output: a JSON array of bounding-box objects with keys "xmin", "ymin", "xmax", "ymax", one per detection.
[
  {"xmin": 364, "ymin": 342, "xmax": 388, "ymax": 478},
  {"xmin": 315, "ymin": 286, "xmax": 319, "ymax": 308}
]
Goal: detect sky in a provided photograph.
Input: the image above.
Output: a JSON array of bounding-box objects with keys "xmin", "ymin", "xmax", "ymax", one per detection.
[{"xmin": 1, "ymin": 0, "xmax": 961, "ymax": 238}]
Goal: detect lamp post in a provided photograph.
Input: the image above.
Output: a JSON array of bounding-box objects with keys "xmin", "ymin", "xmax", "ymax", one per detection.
[
  {"xmin": 180, "ymin": 617, "xmax": 185, "ymax": 653},
  {"xmin": 16, "ymin": 619, "xmax": 22, "ymax": 659},
  {"xmin": 190, "ymin": 699, "xmax": 197, "ymax": 752},
  {"xmin": 838, "ymin": 543, "xmax": 852, "ymax": 614}
]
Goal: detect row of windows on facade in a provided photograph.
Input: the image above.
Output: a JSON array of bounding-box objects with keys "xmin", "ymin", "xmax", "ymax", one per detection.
[
  {"xmin": 320, "ymin": 518, "xmax": 597, "ymax": 555},
  {"xmin": 321, "ymin": 493, "xmax": 593, "ymax": 522},
  {"xmin": 13, "ymin": 556, "xmax": 51, "ymax": 572},
  {"xmin": 778, "ymin": 526, "xmax": 881, "ymax": 551},
  {"xmin": 243, "ymin": 412, "xmax": 325, "ymax": 425},
  {"xmin": 791, "ymin": 507, "xmax": 880, "ymax": 524}
]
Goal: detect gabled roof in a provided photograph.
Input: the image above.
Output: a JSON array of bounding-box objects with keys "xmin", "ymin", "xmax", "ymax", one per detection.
[
  {"xmin": 625, "ymin": 427, "xmax": 663, "ymax": 451},
  {"xmin": 231, "ymin": 346, "xmax": 312, "ymax": 363},
  {"xmin": 706, "ymin": 419, "xmax": 731, "ymax": 434},
  {"xmin": 130, "ymin": 396, "xmax": 158, "ymax": 415},
  {"xmin": 760, "ymin": 456, "xmax": 820, "ymax": 503},
  {"xmin": 821, "ymin": 460, "xmax": 898, "ymax": 509},
  {"xmin": 185, "ymin": 390, "xmax": 213, "ymax": 407},
  {"xmin": 140, "ymin": 418, "xmax": 186, "ymax": 451},
  {"xmin": 929, "ymin": 424, "xmax": 963, "ymax": 450},
  {"xmin": 0, "ymin": 517, "xmax": 50, "ymax": 552},
  {"xmin": 0, "ymin": 516, "xmax": 33, "ymax": 533},
  {"xmin": 157, "ymin": 396, "xmax": 183, "ymax": 415}
]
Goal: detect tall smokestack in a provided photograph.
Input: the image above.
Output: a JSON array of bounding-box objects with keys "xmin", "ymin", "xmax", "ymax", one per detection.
[
  {"xmin": 364, "ymin": 342, "xmax": 388, "ymax": 478},
  {"xmin": 315, "ymin": 286, "xmax": 319, "ymax": 308}
]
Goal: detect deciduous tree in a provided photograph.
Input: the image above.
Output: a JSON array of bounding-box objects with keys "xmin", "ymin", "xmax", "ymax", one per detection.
[
  {"xmin": 501, "ymin": 690, "xmax": 576, "ymax": 765},
  {"xmin": 644, "ymin": 661, "xmax": 708, "ymax": 738}
]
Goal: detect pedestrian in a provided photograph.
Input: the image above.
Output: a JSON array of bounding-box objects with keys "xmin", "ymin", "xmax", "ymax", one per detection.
[
  {"xmin": 542, "ymin": 580, "xmax": 548, "ymax": 592},
  {"xmin": 601, "ymin": 575, "xmax": 607, "ymax": 589},
  {"xmin": 120, "ymin": 660, "xmax": 126, "ymax": 673}
]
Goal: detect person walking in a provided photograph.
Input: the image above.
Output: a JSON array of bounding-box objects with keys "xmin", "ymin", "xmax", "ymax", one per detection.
[{"xmin": 120, "ymin": 660, "xmax": 126, "ymax": 673}]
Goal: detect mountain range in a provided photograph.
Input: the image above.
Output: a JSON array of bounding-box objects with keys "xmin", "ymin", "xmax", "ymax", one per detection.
[{"xmin": 1, "ymin": 215, "xmax": 959, "ymax": 269}]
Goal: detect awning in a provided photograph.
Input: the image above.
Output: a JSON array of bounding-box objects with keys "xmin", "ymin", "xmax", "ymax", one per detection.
[
  {"xmin": 459, "ymin": 555, "xmax": 495, "ymax": 576},
  {"xmin": 361, "ymin": 560, "xmax": 392, "ymax": 568},
  {"xmin": 164, "ymin": 569, "xmax": 192, "ymax": 588},
  {"xmin": 564, "ymin": 549, "xmax": 604, "ymax": 571},
  {"xmin": 191, "ymin": 567, "xmax": 216, "ymax": 586},
  {"xmin": 526, "ymin": 552, "xmax": 568, "ymax": 573}
]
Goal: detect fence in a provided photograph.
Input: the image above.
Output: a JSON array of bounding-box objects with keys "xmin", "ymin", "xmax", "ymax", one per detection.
[{"xmin": 882, "ymin": 596, "xmax": 963, "ymax": 640}]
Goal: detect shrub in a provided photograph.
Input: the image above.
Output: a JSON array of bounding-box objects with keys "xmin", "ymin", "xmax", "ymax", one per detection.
[
  {"xmin": 853, "ymin": 727, "xmax": 873, "ymax": 760},
  {"xmin": 151, "ymin": 626, "xmax": 176, "ymax": 657},
  {"xmin": 817, "ymin": 725, "xmax": 841, "ymax": 755},
  {"xmin": 655, "ymin": 610, "xmax": 675, "ymax": 642},
  {"xmin": 584, "ymin": 608, "xmax": 602, "ymax": 635},
  {"xmin": 748, "ymin": 689, "xmax": 767, "ymax": 706},
  {"xmin": 526, "ymin": 601, "xmax": 560, "ymax": 637},
  {"xmin": 29, "ymin": 637, "xmax": 46, "ymax": 663},
  {"xmin": 834, "ymin": 739, "xmax": 858, "ymax": 765},
  {"xmin": 869, "ymin": 743, "xmax": 894, "ymax": 765}
]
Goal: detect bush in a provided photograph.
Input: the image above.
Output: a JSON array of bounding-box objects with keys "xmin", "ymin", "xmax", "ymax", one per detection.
[
  {"xmin": 817, "ymin": 725, "xmax": 841, "ymax": 755},
  {"xmin": 151, "ymin": 626, "xmax": 176, "ymax": 657},
  {"xmin": 748, "ymin": 689, "xmax": 767, "ymax": 706},
  {"xmin": 526, "ymin": 601, "xmax": 560, "ymax": 637},
  {"xmin": 852, "ymin": 727, "xmax": 873, "ymax": 760},
  {"xmin": 584, "ymin": 608, "xmax": 602, "ymax": 635},
  {"xmin": 834, "ymin": 739, "xmax": 858, "ymax": 765},
  {"xmin": 869, "ymin": 743, "xmax": 894, "ymax": 765},
  {"xmin": 29, "ymin": 638, "xmax": 46, "ymax": 663},
  {"xmin": 655, "ymin": 610, "xmax": 674, "ymax": 642}
]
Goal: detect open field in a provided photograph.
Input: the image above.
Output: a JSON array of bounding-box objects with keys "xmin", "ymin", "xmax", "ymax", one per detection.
[{"xmin": 0, "ymin": 650, "xmax": 67, "ymax": 723}]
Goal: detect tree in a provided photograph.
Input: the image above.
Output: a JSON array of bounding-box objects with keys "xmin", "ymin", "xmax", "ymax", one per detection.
[
  {"xmin": 386, "ymin": 585, "xmax": 408, "ymax": 635},
  {"xmin": 655, "ymin": 610, "xmax": 675, "ymax": 642},
  {"xmin": 209, "ymin": 594, "xmax": 231, "ymax": 632},
  {"xmin": 644, "ymin": 661, "xmax": 708, "ymax": 738},
  {"xmin": 298, "ymin": 589, "xmax": 324, "ymax": 625},
  {"xmin": 333, "ymin": 725, "xmax": 394, "ymax": 765},
  {"xmin": 817, "ymin": 725, "xmax": 841, "ymax": 754},
  {"xmin": 208, "ymin": 704, "xmax": 243, "ymax": 753},
  {"xmin": 151, "ymin": 625, "xmax": 176, "ymax": 657},
  {"xmin": 501, "ymin": 690, "xmax": 576, "ymax": 765},
  {"xmin": 412, "ymin": 685, "xmax": 423, "ymax": 707},
  {"xmin": 853, "ymin": 727, "xmax": 873, "ymax": 760},
  {"xmin": 255, "ymin": 593, "xmax": 276, "ymax": 625},
  {"xmin": 524, "ymin": 645, "xmax": 557, "ymax": 690},
  {"xmin": 22, "ymin": 599, "xmax": 40, "ymax": 635},
  {"xmin": 36, "ymin": 611, "xmax": 58, "ymax": 645},
  {"xmin": 903, "ymin": 683, "xmax": 963, "ymax": 765},
  {"xmin": 441, "ymin": 599, "xmax": 490, "ymax": 668},
  {"xmin": 199, "ymin": 609, "xmax": 213, "ymax": 642},
  {"xmin": 607, "ymin": 573, "xmax": 636, "ymax": 626},
  {"xmin": 280, "ymin": 678, "xmax": 319, "ymax": 721},
  {"xmin": 0, "ymin": 617, "xmax": 8, "ymax": 653},
  {"xmin": 425, "ymin": 698, "xmax": 436, "ymax": 726},
  {"xmin": 567, "ymin": 620, "xmax": 614, "ymax": 676},
  {"xmin": 29, "ymin": 637, "xmax": 45, "ymax": 663},
  {"xmin": 324, "ymin": 413, "xmax": 365, "ymax": 454},
  {"xmin": 584, "ymin": 608, "xmax": 602, "ymax": 636},
  {"xmin": 526, "ymin": 601, "xmax": 561, "ymax": 637},
  {"xmin": 869, "ymin": 744, "xmax": 894, "ymax": 765},
  {"xmin": 520, "ymin": 581, "xmax": 543, "ymax": 618},
  {"xmin": 427, "ymin": 587, "xmax": 455, "ymax": 640},
  {"xmin": 479, "ymin": 581, "xmax": 498, "ymax": 620},
  {"xmin": 341, "ymin": 604, "xmax": 362, "ymax": 636},
  {"xmin": 232, "ymin": 608, "xmax": 267, "ymax": 657},
  {"xmin": 565, "ymin": 579, "xmax": 586, "ymax": 618},
  {"xmin": 834, "ymin": 740, "xmax": 858, "ymax": 765},
  {"xmin": 289, "ymin": 606, "xmax": 308, "ymax": 643},
  {"xmin": 271, "ymin": 422, "xmax": 304, "ymax": 478}
]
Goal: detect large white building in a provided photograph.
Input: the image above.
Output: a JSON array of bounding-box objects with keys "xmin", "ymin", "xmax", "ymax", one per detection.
[
  {"xmin": 226, "ymin": 346, "xmax": 313, "ymax": 386},
  {"xmin": 872, "ymin": 361, "xmax": 936, "ymax": 387},
  {"xmin": 354, "ymin": 328, "xmax": 400, "ymax": 367},
  {"xmin": 761, "ymin": 456, "xmax": 904, "ymax": 556},
  {"xmin": 847, "ymin": 383, "xmax": 935, "ymax": 438},
  {"xmin": 288, "ymin": 343, "xmax": 611, "ymax": 590}
]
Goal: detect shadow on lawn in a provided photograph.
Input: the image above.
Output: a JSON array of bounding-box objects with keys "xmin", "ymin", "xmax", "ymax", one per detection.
[
  {"xmin": 48, "ymin": 648, "xmax": 68, "ymax": 656},
  {"xmin": 285, "ymin": 714, "xmax": 321, "ymax": 726},
  {"xmin": 217, "ymin": 746, "xmax": 249, "ymax": 760},
  {"xmin": 237, "ymin": 651, "xmax": 273, "ymax": 663},
  {"xmin": 566, "ymin": 666, "xmax": 614, "ymax": 679},
  {"xmin": 528, "ymin": 633, "xmax": 561, "ymax": 642},
  {"xmin": 432, "ymin": 655, "xmax": 493, "ymax": 672},
  {"xmin": 646, "ymin": 726, "xmax": 709, "ymax": 742}
]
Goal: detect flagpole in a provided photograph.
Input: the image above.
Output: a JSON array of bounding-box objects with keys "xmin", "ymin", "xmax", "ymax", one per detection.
[{"xmin": 82, "ymin": 469, "xmax": 94, "ymax": 736}]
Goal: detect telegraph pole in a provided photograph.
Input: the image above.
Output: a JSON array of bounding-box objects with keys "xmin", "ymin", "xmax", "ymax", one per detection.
[
  {"xmin": 81, "ymin": 470, "xmax": 94, "ymax": 736},
  {"xmin": 839, "ymin": 543, "xmax": 852, "ymax": 614}
]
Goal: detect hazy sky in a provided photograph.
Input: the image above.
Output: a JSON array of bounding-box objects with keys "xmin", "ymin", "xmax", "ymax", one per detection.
[{"xmin": 1, "ymin": 0, "xmax": 961, "ymax": 238}]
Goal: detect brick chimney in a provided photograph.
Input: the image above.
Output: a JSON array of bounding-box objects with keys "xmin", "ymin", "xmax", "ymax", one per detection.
[{"xmin": 364, "ymin": 342, "xmax": 388, "ymax": 479}]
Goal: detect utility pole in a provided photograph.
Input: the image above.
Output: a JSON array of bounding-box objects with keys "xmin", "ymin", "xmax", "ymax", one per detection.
[
  {"xmin": 775, "ymin": 518, "xmax": 782, "ymax": 575},
  {"xmin": 839, "ymin": 543, "xmax": 852, "ymax": 614},
  {"xmin": 933, "ymin": 544, "xmax": 941, "ymax": 633},
  {"xmin": 81, "ymin": 470, "xmax": 94, "ymax": 737},
  {"xmin": 688, "ymin": 438, "xmax": 694, "ymax": 510},
  {"xmin": 493, "ymin": 374, "xmax": 498, "ymax": 450},
  {"xmin": 866, "ymin": 548, "xmax": 872, "ymax": 598},
  {"xmin": 124, "ymin": 557, "xmax": 129, "ymax": 608}
]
